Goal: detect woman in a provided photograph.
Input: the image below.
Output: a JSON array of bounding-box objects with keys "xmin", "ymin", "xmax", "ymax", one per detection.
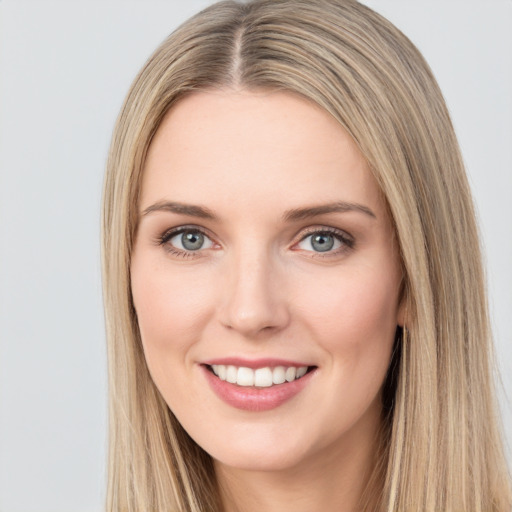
[{"xmin": 101, "ymin": 0, "xmax": 512, "ymax": 510}]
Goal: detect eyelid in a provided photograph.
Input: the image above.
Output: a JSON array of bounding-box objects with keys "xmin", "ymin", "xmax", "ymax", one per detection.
[
  {"xmin": 159, "ymin": 224, "xmax": 213, "ymax": 243},
  {"xmin": 157, "ymin": 225, "xmax": 218, "ymax": 258},
  {"xmin": 292, "ymin": 226, "xmax": 355, "ymax": 255},
  {"xmin": 296, "ymin": 225, "xmax": 354, "ymax": 242}
]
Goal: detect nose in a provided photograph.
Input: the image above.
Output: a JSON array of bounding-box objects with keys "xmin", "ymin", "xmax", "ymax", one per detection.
[{"xmin": 218, "ymin": 248, "xmax": 290, "ymax": 339}]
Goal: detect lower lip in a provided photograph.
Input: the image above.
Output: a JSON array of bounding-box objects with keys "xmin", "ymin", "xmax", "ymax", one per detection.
[{"xmin": 201, "ymin": 365, "xmax": 315, "ymax": 412}]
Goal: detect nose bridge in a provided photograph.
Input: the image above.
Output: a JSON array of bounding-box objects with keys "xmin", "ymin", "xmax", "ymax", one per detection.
[{"xmin": 219, "ymin": 241, "xmax": 288, "ymax": 337}]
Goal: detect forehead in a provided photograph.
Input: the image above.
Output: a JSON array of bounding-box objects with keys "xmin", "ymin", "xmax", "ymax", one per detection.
[{"xmin": 141, "ymin": 89, "xmax": 384, "ymax": 217}]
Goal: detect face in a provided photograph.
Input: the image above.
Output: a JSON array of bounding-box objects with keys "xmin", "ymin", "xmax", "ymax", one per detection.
[{"xmin": 131, "ymin": 90, "xmax": 403, "ymax": 474}]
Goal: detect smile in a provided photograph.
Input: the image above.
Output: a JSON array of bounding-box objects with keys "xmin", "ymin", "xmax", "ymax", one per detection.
[
  {"xmin": 209, "ymin": 364, "xmax": 309, "ymax": 388},
  {"xmin": 202, "ymin": 361, "xmax": 317, "ymax": 412}
]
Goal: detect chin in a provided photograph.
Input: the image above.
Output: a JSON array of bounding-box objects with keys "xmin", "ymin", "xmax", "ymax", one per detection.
[
  {"xmin": 195, "ymin": 425, "xmax": 324, "ymax": 474},
  {"xmin": 212, "ymin": 446, "xmax": 309, "ymax": 473}
]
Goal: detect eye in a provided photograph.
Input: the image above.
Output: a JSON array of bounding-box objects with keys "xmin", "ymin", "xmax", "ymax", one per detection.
[
  {"xmin": 160, "ymin": 227, "xmax": 214, "ymax": 254},
  {"xmin": 296, "ymin": 229, "xmax": 353, "ymax": 254}
]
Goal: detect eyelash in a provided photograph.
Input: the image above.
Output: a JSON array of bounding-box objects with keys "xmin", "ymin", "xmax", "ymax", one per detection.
[
  {"xmin": 156, "ymin": 225, "xmax": 355, "ymax": 259},
  {"xmin": 295, "ymin": 227, "xmax": 355, "ymax": 258},
  {"xmin": 157, "ymin": 225, "xmax": 214, "ymax": 259}
]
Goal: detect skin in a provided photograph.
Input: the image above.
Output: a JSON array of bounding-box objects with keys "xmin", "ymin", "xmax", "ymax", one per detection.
[{"xmin": 131, "ymin": 89, "xmax": 404, "ymax": 512}]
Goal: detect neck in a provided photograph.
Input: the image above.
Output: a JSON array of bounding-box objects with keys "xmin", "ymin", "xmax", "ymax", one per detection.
[{"xmin": 215, "ymin": 414, "xmax": 386, "ymax": 512}]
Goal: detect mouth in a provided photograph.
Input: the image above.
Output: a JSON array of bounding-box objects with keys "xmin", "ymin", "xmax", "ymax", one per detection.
[
  {"xmin": 201, "ymin": 360, "xmax": 317, "ymax": 411},
  {"xmin": 204, "ymin": 364, "xmax": 316, "ymax": 388}
]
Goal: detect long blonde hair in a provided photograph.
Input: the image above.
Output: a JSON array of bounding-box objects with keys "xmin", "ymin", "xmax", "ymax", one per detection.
[{"xmin": 101, "ymin": 1, "xmax": 512, "ymax": 510}]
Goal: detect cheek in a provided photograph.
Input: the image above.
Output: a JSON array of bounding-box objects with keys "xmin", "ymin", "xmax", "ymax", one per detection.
[
  {"xmin": 130, "ymin": 255, "xmax": 216, "ymax": 359},
  {"xmin": 295, "ymin": 264, "xmax": 400, "ymax": 359},
  {"xmin": 295, "ymin": 264, "xmax": 400, "ymax": 427}
]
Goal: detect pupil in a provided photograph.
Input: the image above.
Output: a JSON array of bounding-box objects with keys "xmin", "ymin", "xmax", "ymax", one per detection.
[
  {"xmin": 312, "ymin": 234, "xmax": 334, "ymax": 252},
  {"xmin": 182, "ymin": 231, "xmax": 204, "ymax": 250}
]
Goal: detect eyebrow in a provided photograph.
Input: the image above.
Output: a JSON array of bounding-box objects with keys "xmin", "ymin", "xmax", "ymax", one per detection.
[
  {"xmin": 141, "ymin": 200, "xmax": 376, "ymax": 221},
  {"xmin": 283, "ymin": 202, "xmax": 376, "ymax": 221},
  {"xmin": 142, "ymin": 201, "xmax": 216, "ymax": 219}
]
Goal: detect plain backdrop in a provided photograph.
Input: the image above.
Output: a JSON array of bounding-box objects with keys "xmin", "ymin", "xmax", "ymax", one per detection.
[{"xmin": 0, "ymin": 1, "xmax": 510, "ymax": 511}]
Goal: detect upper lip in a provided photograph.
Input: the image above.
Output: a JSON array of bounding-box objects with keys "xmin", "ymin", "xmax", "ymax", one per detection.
[{"xmin": 201, "ymin": 357, "xmax": 315, "ymax": 369}]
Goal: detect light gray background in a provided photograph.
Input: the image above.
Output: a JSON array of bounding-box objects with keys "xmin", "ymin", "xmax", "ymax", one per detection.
[{"xmin": 0, "ymin": 1, "xmax": 510, "ymax": 511}]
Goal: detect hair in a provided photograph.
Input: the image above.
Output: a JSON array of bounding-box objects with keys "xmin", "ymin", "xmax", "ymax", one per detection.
[{"xmin": 101, "ymin": 0, "xmax": 512, "ymax": 510}]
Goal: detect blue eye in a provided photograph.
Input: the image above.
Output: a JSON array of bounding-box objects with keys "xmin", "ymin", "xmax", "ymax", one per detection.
[
  {"xmin": 168, "ymin": 229, "xmax": 213, "ymax": 251},
  {"xmin": 297, "ymin": 230, "xmax": 351, "ymax": 253}
]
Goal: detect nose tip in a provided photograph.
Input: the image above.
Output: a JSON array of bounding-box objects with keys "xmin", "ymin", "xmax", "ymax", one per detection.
[
  {"xmin": 221, "ymin": 300, "xmax": 289, "ymax": 339},
  {"xmin": 218, "ymin": 257, "xmax": 289, "ymax": 338}
]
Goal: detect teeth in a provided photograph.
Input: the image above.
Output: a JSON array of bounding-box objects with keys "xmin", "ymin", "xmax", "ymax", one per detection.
[
  {"xmin": 226, "ymin": 365, "xmax": 237, "ymax": 384},
  {"xmin": 296, "ymin": 366, "xmax": 307, "ymax": 378},
  {"xmin": 254, "ymin": 367, "xmax": 273, "ymax": 387},
  {"xmin": 285, "ymin": 367, "xmax": 296, "ymax": 382},
  {"xmin": 273, "ymin": 366, "xmax": 286, "ymax": 384},
  {"xmin": 210, "ymin": 364, "xmax": 309, "ymax": 387},
  {"xmin": 213, "ymin": 364, "xmax": 226, "ymax": 381},
  {"xmin": 237, "ymin": 367, "xmax": 254, "ymax": 386}
]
